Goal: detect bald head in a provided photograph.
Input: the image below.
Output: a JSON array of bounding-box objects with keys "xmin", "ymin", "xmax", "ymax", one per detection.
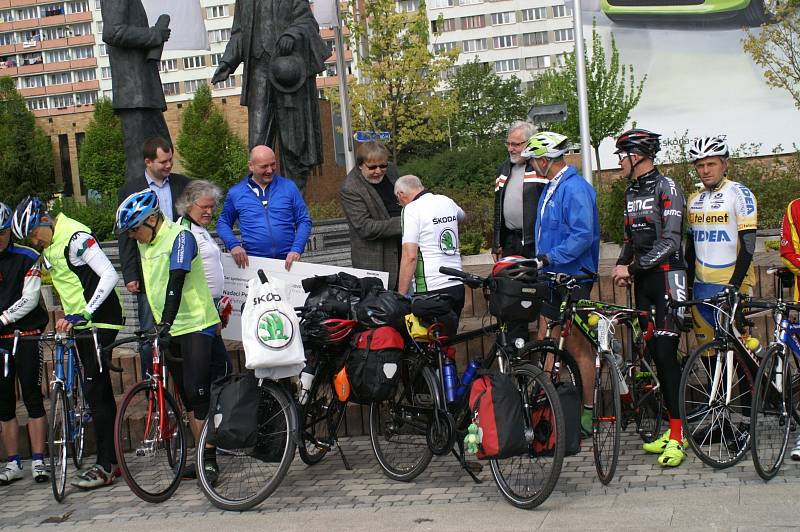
[{"xmin": 249, "ymin": 145, "xmax": 278, "ymax": 187}]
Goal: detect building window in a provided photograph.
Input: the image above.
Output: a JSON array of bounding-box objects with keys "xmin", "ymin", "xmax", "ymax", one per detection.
[
  {"xmin": 214, "ymin": 75, "xmax": 236, "ymax": 89},
  {"xmin": 20, "ymin": 52, "xmax": 42, "ymax": 65},
  {"xmin": 396, "ymin": 0, "xmax": 419, "ymax": 12},
  {"xmin": 98, "ymin": 43, "xmax": 107, "ymax": 56},
  {"xmin": 160, "ymin": 58, "xmax": 177, "ymax": 72},
  {"xmin": 431, "ymin": 18, "xmax": 457, "ymax": 33},
  {"xmin": 553, "ymin": 5, "xmax": 572, "ymax": 18},
  {"xmin": 207, "ymin": 28, "xmax": 231, "ymax": 43},
  {"xmin": 51, "ymin": 94, "xmax": 73, "ymax": 108},
  {"xmin": 492, "ymin": 35, "xmax": 517, "ymax": 49},
  {"xmin": 75, "ymin": 91, "xmax": 96, "ymax": 105},
  {"xmin": 71, "ymin": 23, "xmax": 92, "ymax": 36},
  {"xmin": 0, "ymin": 33, "xmax": 14, "ymax": 47},
  {"xmin": 48, "ymin": 71, "xmax": 72, "ymax": 85},
  {"xmin": 459, "ymin": 0, "xmax": 482, "ymax": 5},
  {"xmin": 525, "ymin": 55, "xmax": 550, "ymax": 70},
  {"xmin": 16, "ymin": 7, "xmax": 38, "ymax": 21},
  {"xmin": 494, "ymin": 58, "xmax": 519, "ymax": 73},
  {"xmin": 521, "ymin": 7, "xmax": 547, "ymax": 22},
  {"xmin": 460, "ymin": 15, "xmax": 485, "ymax": 30},
  {"xmin": 95, "ymin": 0, "xmax": 101, "ymax": 10},
  {"xmin": 461, "ymin": 38, "xmax": 487, "ymax": 53},
  {"xmin": 41, "ymin": 4, "xmax": 65, "ymax": 17},
  {"xmin": 74, "ymin": 68, "xmax": 96, "ymax": 82},
  {"xmin": 26, "ymin": 97, "xmax": 48, "ymax": 111},
  {"xmin": 0, "ymin": 10, "xmax": 14, "ymax": 23},
  {"xmin": 45, "ymin": 49, "xmax": 70, "ymax": 63},
  {"xmin": 96, "ymin": 21, "xmax": 103, "ymax": 33},
  {"xmin": 490, "ymin": 11, "xmax": 515, "ymax": 25},
  {"xmin": 68, "ymin": 1, "xmax": 90, "ymax": 14},
  {"xmin": 211, "ymin": 53, "xmax": 224, "ymax": 66},
  {"xmin": 554, "ymin": 28, "xmax": 574, "ymax": 42},
  {"xmin": 74, "ymin": 45, "xmax": 94, "ymax": 59},
  {"xmin": 183, "ymin": 55, "xmax": 206, "ymax": 69},
  {"xmin": 433, "ymin": 41, "xmax": 457, "ymax": 53},
  {"xmin": 428, "ymin": 0, "xmax": 454, "ymax": 8},
  {"xmin": 101, "ymin": 66, "xmax": 111, "ymax": 79},
  {"xmin": 22, "ymin": 75, "xmax": 46, "ymax": 88},
  {"xmin": 42, "ymin": 26, "xmax": 69, "ymax": 40},
  {"xmin": 162, "ymin": 81, "xmax": 180, "ymax": 96},
  {"xmin": 206, "ymin": 5, "xmax": 229, "ymax": 18},
  {"xmin": 523, "ymin": 31, "xmax": 548, "ymax": 46},
  {"xmin": 184, "ymin": 79, "xmax": 205, "ymax": 94}
]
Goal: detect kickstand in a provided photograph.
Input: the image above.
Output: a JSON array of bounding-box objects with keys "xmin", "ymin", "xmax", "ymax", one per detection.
[
  {"xmin": 452, "ymin": 440, "xmax": 482, "ymax": 484},
  {"xmin": 336, "ymin": 441, "xmax": 353, "ymax": 471}
]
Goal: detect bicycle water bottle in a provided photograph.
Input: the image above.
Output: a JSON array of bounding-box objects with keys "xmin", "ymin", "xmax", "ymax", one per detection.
[
  {"xmin": 745, "ymin": 336, "xmax": 764, "ymax": 358},
  {"xmin": 443, "ymin": 359, "xmax": 457, "ymax": 403},
  {"xmin": 298, "ymin": 365, "xmax": 315, "ymax": 405},
  {"xmin": 455, "ymin": 359, "xmax": 480, "ymax": 400}
]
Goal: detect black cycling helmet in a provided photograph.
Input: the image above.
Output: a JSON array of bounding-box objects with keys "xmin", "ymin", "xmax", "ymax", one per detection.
[{"xmin": 615, "ymin": 129, "xmax": 661, "ymax": 159}]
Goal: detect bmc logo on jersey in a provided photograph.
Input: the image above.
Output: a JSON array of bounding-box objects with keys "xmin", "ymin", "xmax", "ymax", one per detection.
[
  {"xmin": 693, "ymin": 229, "xmax": 731, "ymax": 242},
  {"xmin": 627, "ymin": 198, "xmax": 654, "ymax": 212},
  {"xmin": 735, "ymin": 185, "xmax": 756, "ymax": 215}
]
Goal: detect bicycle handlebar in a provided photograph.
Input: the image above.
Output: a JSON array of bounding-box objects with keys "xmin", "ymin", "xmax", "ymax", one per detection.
[{"xmin": 439, "ymin": 266, "xmax": 484, "ymax": 289}]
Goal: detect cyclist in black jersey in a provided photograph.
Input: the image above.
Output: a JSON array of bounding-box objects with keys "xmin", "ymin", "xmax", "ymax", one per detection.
[
  {"xmin": 611, "ymin": 129, "xmax": 689, "ymax": 468},
  {"xmin": 0, "ymin": 202, "xmax": 49, "ymax": 484}
]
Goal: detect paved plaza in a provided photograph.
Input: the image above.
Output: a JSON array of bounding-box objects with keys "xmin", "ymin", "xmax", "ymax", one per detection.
[{"xmin": 1, "ymin": 430, "xmax": 798, "ymax": 531}]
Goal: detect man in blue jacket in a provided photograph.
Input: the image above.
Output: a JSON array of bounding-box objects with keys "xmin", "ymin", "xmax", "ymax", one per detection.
[
  {"xmin": 217, "ymin": 145, "xmax": 312, "ymax": 270},
  {"xmin": 525, "ymin": 132, "xmax": 600, "ymax": 437}
]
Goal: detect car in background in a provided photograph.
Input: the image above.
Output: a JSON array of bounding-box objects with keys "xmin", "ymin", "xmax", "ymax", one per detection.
[{"xmin": 600, "ymin": 0, "xmax": 779, "ymax": 26}]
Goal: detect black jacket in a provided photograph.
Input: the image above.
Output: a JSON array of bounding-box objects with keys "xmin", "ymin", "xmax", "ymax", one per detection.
[
  {"xmin": 492, "ymin": 159, "xmax": 547, "ymax": 258},
  {"xmin": 117, "ymin": 173, "xmax": 190, "ymax": 286}
]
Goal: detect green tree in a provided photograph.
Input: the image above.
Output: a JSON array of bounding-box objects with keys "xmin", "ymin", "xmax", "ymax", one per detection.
[
  {"xmin": 78, "ymin": 97, "xmax": 125, "ymax": 196},
  {"xmin": 528, "ymin": 20, "xmax": 646, "ymax": 172},
  {"xmin": 743, "ymin": 6, "xmax": 800, "ymax": 109},
  {"xmin": 0, "ymin": 76, "xmax": 55, "ymax": 205},
  {"xmin": 337, "ymin": 0, "xmax": 457, "ymax": 159},
  {"xmin": 447, "ymin": 58, "xmax": 526, "ymax": 146},
  {"xmin": 176, "ymin": 83, "xmax": 248, "ymax": 189}
]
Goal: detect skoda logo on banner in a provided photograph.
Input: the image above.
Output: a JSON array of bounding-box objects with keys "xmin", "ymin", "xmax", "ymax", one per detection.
[{"xmin": 256, "ymin": 310, "xmax": 293, "ymax": 349}]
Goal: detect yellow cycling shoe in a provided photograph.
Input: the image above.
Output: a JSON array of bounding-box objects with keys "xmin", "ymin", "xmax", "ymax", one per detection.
[
  {"xmin": 657, "ymin": 440, "xmax": 686, "ymax": 467},
  {"xmin": 642, "ymin": 429, "xmax": 688, "ymax": 454}
]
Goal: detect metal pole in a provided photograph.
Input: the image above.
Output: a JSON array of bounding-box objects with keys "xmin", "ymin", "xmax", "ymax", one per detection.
[
  {"xmin": 335, "ymin": 9, "xmax": 356, "ymax": 172},
  {"xmin": 572, "ymin": 1, "xmax": 593, "ymax": 185}
]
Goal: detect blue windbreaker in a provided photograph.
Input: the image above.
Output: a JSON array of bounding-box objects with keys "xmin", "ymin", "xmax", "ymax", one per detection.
[
  {"xmin": 535, "ymin": 165, "xmax": 600, "ymax": 276},
  {"xmin": 217, "ymin": 174, "xmax": 312, "ymax": 259}
]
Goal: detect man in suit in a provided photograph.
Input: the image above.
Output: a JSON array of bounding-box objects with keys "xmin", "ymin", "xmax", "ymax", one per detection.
[
  {"xmin": 102, "ymin": 0, "xmax": 172, "ymax": 182},
  {"xmin": 118, "ymin": 138, "xmax": 189, "ymax": 377},
  {"xmin": 211, "ymin": 0, "xmax": 330, "ymax": 190},
  {"xmin": 339, "ymin": 141, "xmax": 401, "ymax": 290}
]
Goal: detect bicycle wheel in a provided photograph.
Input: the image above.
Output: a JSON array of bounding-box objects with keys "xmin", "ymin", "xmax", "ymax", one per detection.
[
  {"xmin": 679, "ymin": 341, "xmax": 753, "ymax": 468},
  {"xmin": 524, "ymin": 343, "xmax": 583, "ymax": 405},
  {"xmin": 71, "ymin": 370, "xmax": 88, "ymax": 469},
  {"xmin": 592, "ymin": 352, "xmax": 621, "ymax": 484},
  {"xmin": 48, "ymin": 384, "xmax": 69, "ymax": 502},
  {"xmin": 369, "ymin": 361, "xmax": 434, "ymax": 482},
  {"xmin": 490, "ymin": 363, "xmax": 565, "ymax": 510},
  {"xmin": 197, "ymin": 380, "xmax": 296, "ymax": 511},
  {"xmin": 114, "ymin": 381, "xmax": 186, "ymax": 503},
  {"xmin": 631, "ymin": 357, "xmax": 663, "ymax": 443},
  {"xmin": 298, "ymin": 371, "xmax": 340, "ymax": 465},
  {"xmin": 751, "ymin": 344, "xmax": 793, "ymax": 480}
]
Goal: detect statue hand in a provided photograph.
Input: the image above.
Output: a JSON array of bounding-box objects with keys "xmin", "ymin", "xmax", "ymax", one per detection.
[
  {"xmin": 212, "ymin": 63, "xmax": 231, "ymax": 84},
  {"xmin": 276, "ymin": 35, "xmax": 295, "ymax": 55},
  {"xmin": 156, "ymin": 27, "xmax": 171, "ymax": 44}
]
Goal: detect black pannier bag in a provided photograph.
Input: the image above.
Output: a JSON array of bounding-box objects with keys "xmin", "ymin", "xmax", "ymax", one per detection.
[
  {"xmin": 209, "ymin": 373, "xmax": 260, "ymax": 449},
  {"xmin": 488, "ymin": 275, "xmax": 547, "ymax": 322},
  {"xmin": 302, "ymin": 272, "xmax": 385, "ymax": 318},
  {"xmin": 411, "ymin": 293, "xmax": 458, "ymax": 339},
  {"xmin": 346, "ymin": 326, "xmax": 405, "ymax": 404},
  {"xmin": 355, "ymin": 288, "xmax": 412, "ymax": 330}
]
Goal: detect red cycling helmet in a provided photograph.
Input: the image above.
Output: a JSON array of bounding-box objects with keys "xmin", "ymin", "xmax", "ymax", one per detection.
[
  {"xmin": 492, "ymin": 255, "xmax": 539, "ymax": 282},
  {"xmin": 322, "ymin": 318, "xmax": 357, "ymax": 344}
]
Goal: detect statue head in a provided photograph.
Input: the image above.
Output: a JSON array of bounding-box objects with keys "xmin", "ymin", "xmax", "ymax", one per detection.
[{"xmin": 269, "ymin": 55, "xmax": 306, "ymax": 93}]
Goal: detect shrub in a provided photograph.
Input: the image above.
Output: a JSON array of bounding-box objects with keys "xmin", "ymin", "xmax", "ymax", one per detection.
[{"xmin": 50, "ymin": 194, "xmax": 118, "ymax": 241}]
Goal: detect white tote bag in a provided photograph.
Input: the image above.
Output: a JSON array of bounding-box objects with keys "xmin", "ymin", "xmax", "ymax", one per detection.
[{"xmin": 241, "ymin": 272, "xmax": 305, "ymax": 380}]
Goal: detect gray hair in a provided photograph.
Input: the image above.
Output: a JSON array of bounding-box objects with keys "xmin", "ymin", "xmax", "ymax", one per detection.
[
  {"xmin": 394, "ymin": 174, "xmax": 424, "ymax": 196},
  {"xmin": 176, "ymin": 179, "xmax": 223, "ymax": 216},
  {"xmin": 507, "ymin": 120, "xmax": 535, "ymax": 139}
]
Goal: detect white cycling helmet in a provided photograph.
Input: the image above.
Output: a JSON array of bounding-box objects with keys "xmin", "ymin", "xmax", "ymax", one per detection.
[
  {"xmin": 521, "ymin": 132, "xmax": 570, "ymax": 159},
  {"xmin": 688, "ymin": 135, "xmax": 730, "ymax": 162},
  {"xmin": 0, "ymin": 202, "xmax": 11, "ymax": 231}
]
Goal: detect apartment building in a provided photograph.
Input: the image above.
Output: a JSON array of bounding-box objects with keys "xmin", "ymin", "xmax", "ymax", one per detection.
[{"xmin": 422, "ymin": 0, "xmax": 575, "ymax": 86}]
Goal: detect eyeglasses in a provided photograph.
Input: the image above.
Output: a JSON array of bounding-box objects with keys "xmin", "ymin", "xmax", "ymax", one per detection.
[
  {"xmin": 506, "ymin": 141, "xmax": 526, "ymax": 149},
  {"xmin": 193, "ymin": 202, "xmax": 216, "ymax": 212},
  {"xmin": 617, "ymin": 153, "xmax": 631, "ymax": 161},
  {"xmin": 364, "ymin": 163, "xmax": 389, "ymax": 170}
]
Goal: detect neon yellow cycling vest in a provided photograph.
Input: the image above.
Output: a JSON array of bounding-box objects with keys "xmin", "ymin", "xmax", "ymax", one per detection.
[
  {"xmin": 138, "ymin": 219, "xmax": 220, "ymax": 336},
  {"xmin": 44, "ymin": 214, "xmax": 124, "ymax": 330}
]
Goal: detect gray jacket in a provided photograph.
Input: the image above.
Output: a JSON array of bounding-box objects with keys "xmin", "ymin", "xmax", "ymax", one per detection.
[{"xmin": 339, "ymin": 166, "xmax": 402, "ymax": 291}]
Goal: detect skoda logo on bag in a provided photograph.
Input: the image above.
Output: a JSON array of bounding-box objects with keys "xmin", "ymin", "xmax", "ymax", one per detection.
[{"xmin": 256, "ymin": 310, "xmax": 294, "ymax": 349}]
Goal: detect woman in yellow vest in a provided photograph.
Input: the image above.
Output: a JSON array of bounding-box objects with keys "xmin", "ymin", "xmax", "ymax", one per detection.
[
  {"xmin": 115, "ymin": 189, "xmax": 220, "ymax": 482},
  {"xmin": 12, "ymin": 196, "xmax": 124, "ymax": 490}
]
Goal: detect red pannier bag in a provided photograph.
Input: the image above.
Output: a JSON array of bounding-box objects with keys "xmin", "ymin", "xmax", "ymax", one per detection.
[{"xmin": 468, "ymin": 372, "xmax": 529, "ymax": 459}]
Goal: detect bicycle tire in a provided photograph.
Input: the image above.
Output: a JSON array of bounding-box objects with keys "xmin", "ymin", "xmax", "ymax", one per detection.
[
  {"xmin": 679, "ymin": 341, "xmax": 753, "ymax": 469},
  {"xmin": 114, "ymin": 381, "xmax": 186, "ymax": 503},
  {"xmin": 71, "ymin": 366, "xmax": 87, "ymax": 469},
  {"xmin": 751, "ymin": 344, "xmax": 793, "ymax": 480},
  {"xmin": 489, "ymin": 363, "xmax": 565, "ymax": 510},
  {"xmin": 197, "ymin": 380, "xmax": 296, "ymax": 511},
  {"xmin": 523, "ymin": 342, "xmax": 584, "ymax": 405},
  {"xmin": 369, "ymin": 360, "xmax": 434, "ymax": 482},
  {"xmin": 298, "ymin": 371, "xmax": 338, "ymax": 466},
  {"xmin": 48, "ymin": 384, "xmax": 69, "ymax": 503},
  {"xmin": 631, "ymin": 356, "xmax": 663, "ymax": 443},
  {"xmin": 592, "ymin": 352, "xmax": 621, "ymax": 485}
]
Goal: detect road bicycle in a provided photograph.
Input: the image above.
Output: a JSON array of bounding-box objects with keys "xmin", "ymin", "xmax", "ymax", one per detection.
[
  {"xmin": 104, "ymin": 328, "xmax": 188, "ymax": 503},
  {"xmin": 750, "ymin": 267, "xmax": 800, "ymax": 480}
]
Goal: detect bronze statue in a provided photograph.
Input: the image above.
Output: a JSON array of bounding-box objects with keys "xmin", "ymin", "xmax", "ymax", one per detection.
[{"xmin": 211, "ymin": 0, "xmax": 330, "ymax": 190}]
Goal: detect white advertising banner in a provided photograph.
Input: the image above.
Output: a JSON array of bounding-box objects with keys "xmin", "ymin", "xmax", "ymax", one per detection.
[
  {"xmin": 142, "ymin": 0, "xmax": 208, "ymax": 51},
  {"xmin": 220, "ymin": 254, "xmax": 389, "ymax": 341}
]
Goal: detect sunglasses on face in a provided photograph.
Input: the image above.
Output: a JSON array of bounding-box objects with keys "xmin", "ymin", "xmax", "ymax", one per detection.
[{"xmin": 364, "ymin": 163, "xmax": 389, "ymax": 170}]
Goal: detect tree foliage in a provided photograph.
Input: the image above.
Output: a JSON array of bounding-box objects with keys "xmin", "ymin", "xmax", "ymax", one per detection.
[
  {"xmin": 176, "ymin": 83, "xmax": 248, "ymax": 189},
  {"xmin": 0, "ymin": 76, "xmax": 55, "ymax": 205},
  {"xmin": 78, "ymin": 97, "xmax": 125, "ymax": 196},
  {"xmin": 743, "ymin": 6, "xmax": 800, "ymax": 109},
  {"xmin": 447, "ymin": 58, "xmax": 525, "ymax": 146},
  {"xmin": 528, "ymin": 20, "xmax": 645, "ymax": 171},
  {"xmin": 339, "ymin": 0, "xmax": 457, "ymax": 159}
]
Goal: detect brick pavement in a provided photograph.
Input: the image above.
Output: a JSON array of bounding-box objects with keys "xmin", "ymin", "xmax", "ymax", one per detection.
[{"xmin": 1, "ymin": 430, "xmax": 798, "ymax": 529}]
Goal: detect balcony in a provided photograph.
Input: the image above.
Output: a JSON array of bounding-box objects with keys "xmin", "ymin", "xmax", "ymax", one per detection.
[
  {"xmin": 12, "ymin": 17, "xmax": 42, "ymax": 30},
  {"xmin": 65, "ymin": 11, "xmax": 91, "ymax": 23},
  {"xmin": 0, "ymin": 20, "xmax": 12, "ymax": 32},
  {"xmin": 40, "ymin": 36, "xmax": 66, "ymax": 49},
  {"xmin": 71, "ymin": 79, "xmax": 97, "ymax": 91},
  {"xmin": 69, "ymin": 56, "xmax": 94, "ymax": 68},
  {"xmin": 9, "ymin": 0, "xmax": 38, "ymax": 6},
  {"xmin": 0, "ymin": 63, "xmax": 17, "ymax": 75},
  {"xmin": 14, "ymin": 40, "xmax": 39, "ymax": 52},
  {"xmin": 18, "ymin": 85, "xmax": 45, "ymax": 97},
  {"xmin": 16, "ymin": 61, "xmax": 42, "ymax": 73},
  {"xmin": 67, "ymin": 33, "xmax": 93, "ymax": 46},
  {"xmin": 0, "ymin": 43, "xmax": 15, "ymax": 54}
]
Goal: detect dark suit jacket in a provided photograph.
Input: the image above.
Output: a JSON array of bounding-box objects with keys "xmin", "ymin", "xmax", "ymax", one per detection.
[
  {"xmin": 101, "ymin": 0, "xmax": 166, "ymax": 110},
  {"xmin": 339, "ymin": 166, "xmax": 401, "ymax": 290},
  {"xmin": 117, "ymin": 173, "xmax": 190, "ymax": 286}
]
